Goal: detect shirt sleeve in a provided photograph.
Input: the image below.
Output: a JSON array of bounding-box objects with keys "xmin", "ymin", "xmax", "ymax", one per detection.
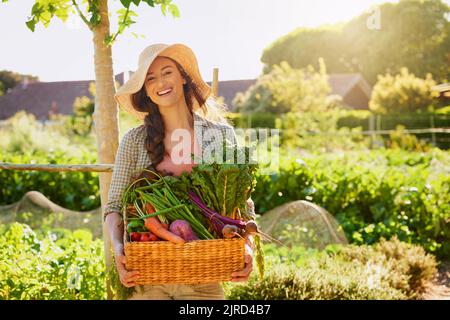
[{"xmin": 103, "ymin": 129, "xmax": 138, "ymax": 221}]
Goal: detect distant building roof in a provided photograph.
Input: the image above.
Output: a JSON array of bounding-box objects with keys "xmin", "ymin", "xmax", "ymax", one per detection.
[
  {"xmin": 0, "ymin": 73, "xmax": 125, "ymax": 120},
  {"xmin": 211, "ymin": 73, "xmax": 372, "ymax": 111},
  {"xmin": 0, "ymin": 72, "xmax": 373, "ymax": 120},
  {"xmin": 206, "ymin": 79, "xmax": 256, "ymax": 110}
]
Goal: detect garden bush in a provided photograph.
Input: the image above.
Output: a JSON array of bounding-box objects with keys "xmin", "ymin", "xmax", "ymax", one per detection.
[
  {"xmin": 0, "ymin": 222, "xmax": 106, "ymax": 300},
  {"xmin": 225, "ymin": 237, "xmax": 437, "ymax": 300},
  {"xmin": 0, "ymin": 151, "xmax": 100, "ymax": 211},
  {"xmin": 253, "ymin": 148, "xmax": 450, "ymax": 258}
]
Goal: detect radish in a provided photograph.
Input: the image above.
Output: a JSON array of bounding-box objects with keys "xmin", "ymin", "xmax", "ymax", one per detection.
[
  {"xmin": 221, "ymin": 224, "xmax": 243, "ymax": 239},
  {"xmin": 169, "ymin": 220, "xmax": 199, "ymax": 241}
]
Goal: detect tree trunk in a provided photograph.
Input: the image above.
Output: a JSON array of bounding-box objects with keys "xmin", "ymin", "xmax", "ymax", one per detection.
[{"xmin": 92, "ymin": 0, "xmax": 119, "ymax": 300}]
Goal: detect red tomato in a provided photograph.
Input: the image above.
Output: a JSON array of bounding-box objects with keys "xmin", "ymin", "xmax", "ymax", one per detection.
[
  {"xmin": 139, "ymin": 232, "xmax": 159, "ymax": 242},
  {"xmin": 130, "ymin": 232, "xmax": 141, "ymax": 242}
]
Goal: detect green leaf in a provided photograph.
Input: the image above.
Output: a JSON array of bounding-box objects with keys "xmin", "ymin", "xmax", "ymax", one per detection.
[
  {"xmin": 26, "ymin": 20, "xmax": 36, "ymax": 32},
  {"xmin": 160, "ymin": 3, "xmax": 167, "ymax": 16},
  {"xmin": 120, "ymin": 0, "xmax": 132, "ymax": 8},
  {"xmin": 31, "ymin": 2, "xmax": 42, "ymax": 15},
  {"xmin": 142, "ymin": 0, "xmax": 155, "ymax": 7},
  {"xmin": 55, "ymin": 8, "xmax": 70, "ymax": 22},
  {"xmin": 131, "ymin": 0, "xmax": 141, "ymax": 5},
  {"xmin": 168, "ymin": 4, "xmax": 180, "ymax": 17}
]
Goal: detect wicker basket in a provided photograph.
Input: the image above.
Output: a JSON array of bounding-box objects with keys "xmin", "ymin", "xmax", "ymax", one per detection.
[{"xmin": 124, "ymin": 225, "xmax": 246, "ymax": 285}]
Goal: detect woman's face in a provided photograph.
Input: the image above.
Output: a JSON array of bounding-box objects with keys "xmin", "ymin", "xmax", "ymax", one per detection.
[{"xmin": 144, "ymin": 56, "xmax": 187, "ymax": 108}]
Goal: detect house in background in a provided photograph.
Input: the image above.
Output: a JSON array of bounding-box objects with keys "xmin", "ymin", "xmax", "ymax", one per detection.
[
  {"xmin": 208, "ymin": 73, "xmax": 372, "ymax": 111},
  {"xmin": 0, "ymin": 72, "xmax": 372, "ymax": 120},
  {"xmin": 432, "ymin": 83, "xmax": 450, "ymax": 104},
  {"xmin": 0, "ymin": 73, "xmax": 128, "ymax": 120}
]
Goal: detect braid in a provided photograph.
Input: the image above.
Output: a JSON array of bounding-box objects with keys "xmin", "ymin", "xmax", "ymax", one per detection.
[
  {"xmin": 144, "ymin": 104, "xmax": 165, "ymax": 166},
  {"xmin": 131, "ymin": 88, "xmax": 166, "ymax": 166}
]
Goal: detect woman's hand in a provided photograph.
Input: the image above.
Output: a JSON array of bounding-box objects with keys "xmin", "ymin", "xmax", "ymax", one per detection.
[
  {"xmin": 231, "ymin": 241, "xmax": 254, "ymax": 282},
  {"xmin": 114, "ymin": 245, "xmax": 140, "ymax": 288}
]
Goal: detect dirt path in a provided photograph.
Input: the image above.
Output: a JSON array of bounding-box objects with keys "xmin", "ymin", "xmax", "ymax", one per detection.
[{"xmin": 422, "ymin": 261, "xmax": 450, "ymax": 300}]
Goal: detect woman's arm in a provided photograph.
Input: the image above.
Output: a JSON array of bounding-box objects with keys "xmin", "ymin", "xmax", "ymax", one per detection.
[
  {"xmin": 105, "ymin": 212, "xmax": 125, "ymax": 255},
  {"xmin": 103, "ymin": 129, "xmax": 138, "ymax": 221},
  {"xmin": 104, "ymin": 129, "xmax": 141, "ymax": 287}
]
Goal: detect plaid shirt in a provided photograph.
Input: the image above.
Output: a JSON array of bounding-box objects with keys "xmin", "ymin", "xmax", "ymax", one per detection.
[{"xmin": 103, "ymin": 112, "xmax": 254, "ymax": 220}]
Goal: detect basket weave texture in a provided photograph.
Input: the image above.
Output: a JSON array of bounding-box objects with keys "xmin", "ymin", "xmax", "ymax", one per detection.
[{"xmin": 124, "ymin": 236, "xmax": 246, "ymax": 285}]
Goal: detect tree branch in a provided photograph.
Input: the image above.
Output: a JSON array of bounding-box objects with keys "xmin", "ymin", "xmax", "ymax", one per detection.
[
  {"xmin": 72, "ymin": 0, "xmax": 92, "ymax": 29},
  {"xmin": 109, "ymin": 7, "xmax": 130, "ymax": 44}
]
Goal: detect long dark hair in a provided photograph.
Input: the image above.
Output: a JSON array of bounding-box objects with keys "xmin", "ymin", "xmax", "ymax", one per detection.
[{"xmin": 131, "ymin": 58, "xmax": 207, "ymax": 167}]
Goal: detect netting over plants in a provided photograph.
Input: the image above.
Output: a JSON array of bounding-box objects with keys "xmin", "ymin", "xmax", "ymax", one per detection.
[
  {"xmin": 0, "ymin": 191, "xmax": 103, "ymax": 238},
  {"xmin": 258, "ymin": 200, "xmax": 348, "ymax": 249}
]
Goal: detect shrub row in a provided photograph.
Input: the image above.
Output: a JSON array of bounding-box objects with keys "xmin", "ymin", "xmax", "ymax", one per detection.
[{"xmin": 225, "ymin": 237, "xmax": 438, "ymax": 300}]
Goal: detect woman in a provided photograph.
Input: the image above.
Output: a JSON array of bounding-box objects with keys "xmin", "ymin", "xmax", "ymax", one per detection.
[{"xmin": 104, "ymin": 43, "xmax": 255, "ymax": 300}]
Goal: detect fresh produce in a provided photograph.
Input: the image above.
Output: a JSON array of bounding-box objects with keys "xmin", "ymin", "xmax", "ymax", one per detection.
[
  {"xmin": 139, "ymin": 232, "xmax": 159, "ymax": 242},
  {"xmin": 188, "ymin": 145, "xmax": 258, "ymax": 221},
  {"xmin": 122, "ymin": 170, "xmax": 214, "ymax": 240},
  {"xmin": 221, "ymin": 224, "xmax": 241, "ymax": 239},
  {"xmin": 120, "ymin": 145, "xmax": 265, "ymax": 277},
  {"xmin": 130, "ymin": 232, "xmax": 141, "ymax": 242},
  {"xmin": 169, "ymin": 220, "xmax": 199, "ymax": 241},
  {"xmin": 144, "ymin": 216, "xmax": 185, "ymax": 244}
]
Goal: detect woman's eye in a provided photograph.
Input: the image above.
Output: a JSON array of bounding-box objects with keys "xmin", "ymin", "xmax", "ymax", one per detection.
[{"xmin": 164, "ymin": 71, "xmax": 172, "ymax": 76}]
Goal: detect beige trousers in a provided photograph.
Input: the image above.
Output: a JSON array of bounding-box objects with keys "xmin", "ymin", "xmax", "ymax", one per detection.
[{"xmin": 128, "ymin": 283, "xmax": 225, "ymax": 300}]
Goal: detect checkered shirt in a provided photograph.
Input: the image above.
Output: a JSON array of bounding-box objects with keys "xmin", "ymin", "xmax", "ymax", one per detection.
[{"xmin": 103, "ymin": 112, "xmax": 254, "ymax": 220}]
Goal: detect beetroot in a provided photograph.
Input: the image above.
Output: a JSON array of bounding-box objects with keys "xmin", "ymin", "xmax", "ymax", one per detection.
[{"xmin": 169, "ymin": 219, "xmax": 199, "ymax": 241}]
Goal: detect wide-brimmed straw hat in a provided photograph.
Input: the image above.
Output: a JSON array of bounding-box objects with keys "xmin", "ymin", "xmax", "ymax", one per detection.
[{"xmin": 115, "ymin": 43, "xmax": 211, "ymax": 120}]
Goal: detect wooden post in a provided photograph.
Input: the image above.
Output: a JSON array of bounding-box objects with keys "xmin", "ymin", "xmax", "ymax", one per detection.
[
  {"xmin": 212, "ymin": 67, "xmax": 219, "ymax": 97},
  {"xmin": 430, "ymin": 115, "xmax": 436, "ymax": 146},
  {"xmin": 369, "ymin": 115, "xmax": 375, "ymax": 148}
]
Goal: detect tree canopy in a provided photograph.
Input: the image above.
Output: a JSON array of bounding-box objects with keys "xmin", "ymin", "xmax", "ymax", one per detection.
[{"xmin": 261, "ymin": 0, "xmax": 450, "ymax": 85}]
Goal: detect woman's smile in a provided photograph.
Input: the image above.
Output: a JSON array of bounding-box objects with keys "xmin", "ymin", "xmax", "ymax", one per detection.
[{"xmin": 157, "ymin": 88, "xmax": 173, "ymax": 96}]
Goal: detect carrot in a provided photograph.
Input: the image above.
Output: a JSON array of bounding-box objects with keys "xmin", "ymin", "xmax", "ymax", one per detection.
[{"xmin": 144, "ymin": 216, "xmax": 185, "ymax": 244}]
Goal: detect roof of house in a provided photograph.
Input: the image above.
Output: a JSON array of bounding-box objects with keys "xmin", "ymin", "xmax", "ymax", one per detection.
[
  {"xmin": 0, "ymin": 74, "xmax": 125, "ymax": 120},
  {"xmin": 210, "ymin": 74, "xmax": 372, "ymax": 110},
  {"xmin": 328, "ymin": 73, "xmax": 372, "ymax": 98},
  {"xmin": 0, "ymin": 72, "xmax": 372, "ymax": 119},
  {"xmin": 206, "ymin": 79, "xmax": 257, "ymax": 110}
]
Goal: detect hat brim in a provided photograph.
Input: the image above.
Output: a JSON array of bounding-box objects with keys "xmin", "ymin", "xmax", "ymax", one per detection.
[{"xmin": 115, "ymin": 44, "xmax": 211, "ymax": 120}]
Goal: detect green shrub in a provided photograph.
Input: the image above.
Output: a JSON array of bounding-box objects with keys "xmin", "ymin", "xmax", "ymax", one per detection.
[
  {"xmin": 234, "ymin": 60, "xmax": 331, "ymax": 114},
  {"xmin": 0, "ymin": 223, "xmax": 106, "ymax": 300},
  {"xmin": 0, "ymin": 151, "xmax": 100, "ymax": 211},
  {"xmin": 369, "ymin": 68, "xmax": 440, "ymax": 114},
  {"xmin": 226, "ymin": 238, "xmax": 437, "ymax": 300},
  {"xmin": 227, "ymin": 112, "xmax": 277, "ymax": 129},
  {"xmin": 337, "ymin": 237, "xmax": 437, "ymax": 297},
  {"xmin": 253, "ymin": 148, "xmax": 450, "ymax": 258}
]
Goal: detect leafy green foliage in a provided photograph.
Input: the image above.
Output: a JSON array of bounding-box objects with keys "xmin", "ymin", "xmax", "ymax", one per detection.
[
  {"xmin": 57, "ymin": 82, "xmax": 95, "ymax": 136},
  {"xmin": 253, "ymin": 148, "xmax": 450, "ymax": 258},
  {"xmin": 0, "ymin": 151, "xmax": 99, "ymax": 211},
  {"xmin": 0, "ymin": 223, "xmax": 106, "ymax": 299},
  {"xmin": 225, "ymin": 237, "xmax": 437, "ymax": 300},
  {"xmin": 262, "ymin": 0, "xmax": 450, "ymax": 84},
  {"xmin": 234, "ymin": 60, "xmax": 331, "ymax": 114},
  {"xmin": 190, "ymin": 145, "xmax": 259, "ymax": 220},
  {"xmin": 370, "ymin": 68, "xmax": 441, "ymax": 114},
  {"xmin": 7, "ymin": 0, "xmax": 179, "ymax": 45}
]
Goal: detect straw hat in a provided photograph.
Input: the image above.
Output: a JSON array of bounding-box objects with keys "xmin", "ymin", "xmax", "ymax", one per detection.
[{"xmin": 115, "ymin": 43, "xmax": 211, "ymax": 120}]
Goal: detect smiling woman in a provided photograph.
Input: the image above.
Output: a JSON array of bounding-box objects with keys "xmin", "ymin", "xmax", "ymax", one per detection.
[{"xmin": 104, "ymin": 43, "xmax": 256, "ymax": 300}]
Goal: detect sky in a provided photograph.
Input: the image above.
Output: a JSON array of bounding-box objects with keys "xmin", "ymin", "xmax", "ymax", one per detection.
[{"xmin": 0, "ymin": 0, "xmax": 426, "ymax": 83}]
